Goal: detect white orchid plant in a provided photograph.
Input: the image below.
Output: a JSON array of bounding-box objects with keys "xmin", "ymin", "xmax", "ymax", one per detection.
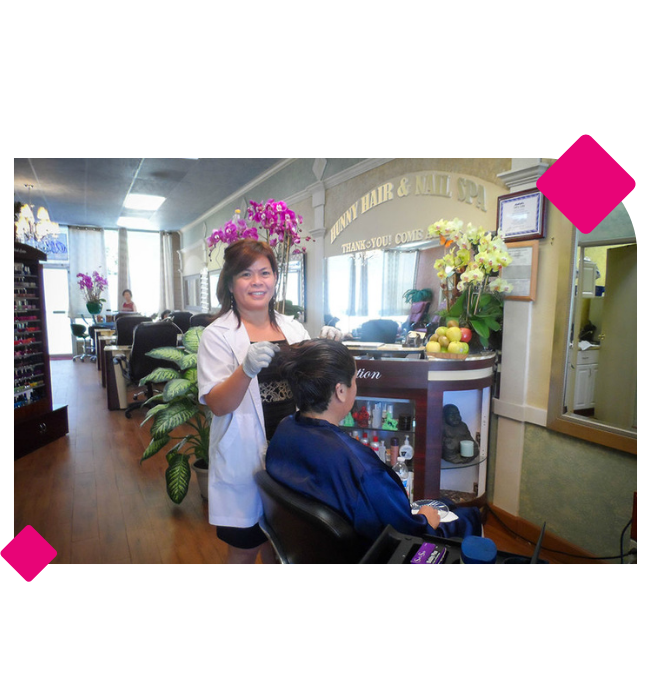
[{"xmin": 428, "ymin": 218, "xmax": 513, "ymax": 348}]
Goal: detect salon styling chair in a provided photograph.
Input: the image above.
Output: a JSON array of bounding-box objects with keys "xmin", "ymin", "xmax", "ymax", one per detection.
[
  {"xmin": 189, "ymin": 312, "xmax": 214, "ymax": 328},
  {"xmin": 115, "ymin": 314, "xmax": 150, "ymax": 346},
  {"xmin": 359, "ymin": 319, "xmax": 400, "ymax": 344},
  {"xmin": 255, "ymin": 470, "xmax": 372, "ymax": 564},
  {"xmin": 113, "ymin": 321, "xmax": 181, "ymax": 418},
  {"xmin": 170, "ymin": 311, "xmax": 193, "ymax": 333},
  {"xmin": 71, "ymin": 320, "xmax": 94, "ymax": 362}
]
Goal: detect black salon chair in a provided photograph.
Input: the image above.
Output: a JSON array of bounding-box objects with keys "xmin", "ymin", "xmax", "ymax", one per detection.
[
  {"xmin": 254, "ymin": 470, "xmax": 372, "ymax": 564},
  {"xmin": 359, "ymin": 319, "xmax": 400, "ymax": 344},
  {"xmin": 113, "ymin": 321, "xmax": 181, "ymax": 418},
  {"xmin": 115, "ymin": 314, "xmax": 150, "ymax": 346},
  {"xmin": 190, "ymin": 313, "xmax": 214, "ymax": 328},
  {"xmin": 170, "ymin": 311, "xmax": 193, "ymax": 333},
  {"xmin": 71, "ymin": 320, "xmax": 94, "ymax": 362}
]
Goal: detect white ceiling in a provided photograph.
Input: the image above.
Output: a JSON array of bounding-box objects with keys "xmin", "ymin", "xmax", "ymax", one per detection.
[{"xmin": 14, "ymin": 158, "xmax": 284, "ymax": 231}]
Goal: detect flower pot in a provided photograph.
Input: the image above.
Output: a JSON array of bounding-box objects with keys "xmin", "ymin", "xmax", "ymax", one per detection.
[
  {"xmin": 192, "ymin": 459, "xmax": 209, "ymax": 500},
  {"xmin": 86, "ymin": 301, "xmax": 103, "ymax": 315}
]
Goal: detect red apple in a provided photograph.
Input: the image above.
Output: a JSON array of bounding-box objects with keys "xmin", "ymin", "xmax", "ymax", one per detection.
[{"xmin": 460, "ymin": 327, "xmax": 472, "ymax": 343}]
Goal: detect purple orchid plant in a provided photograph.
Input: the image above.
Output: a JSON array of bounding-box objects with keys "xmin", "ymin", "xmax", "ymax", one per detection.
[
  {"xmin": 76, "ymin": 270, "xmax": 108, "ymax": 304},
  {"xmin": 206, "ymin": 199, "xmax": 309, "ymax": 255},
  {"xmin": 206, "ymin": 199, "xmax": 311, "ymax": 315}
]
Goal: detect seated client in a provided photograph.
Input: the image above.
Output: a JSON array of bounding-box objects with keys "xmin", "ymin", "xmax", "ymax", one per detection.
[{"xmin": 265, "ymin": 339, "xmax": 481, "ymax": 544}]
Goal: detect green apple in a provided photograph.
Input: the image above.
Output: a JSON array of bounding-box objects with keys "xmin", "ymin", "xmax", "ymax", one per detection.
[
  {"xmin": 435, "ymin": 326, "xmax": 448, "ymax": 338},
  {"xmin": 446, "ymin": 326, "xmax": 462, "ymax": 343},
  {"xmin": 448, "ymin": 341, "xmax": 464, "ymax": 353},
  {"xmin": 426, "ymin": 340, "xmax": 441, "ymax": 353}
]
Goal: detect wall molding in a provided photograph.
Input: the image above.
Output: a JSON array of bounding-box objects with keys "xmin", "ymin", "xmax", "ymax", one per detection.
[
  {"xmin": 492, "ymin": 397, "xmax": 548, "ymax": 426},
  {"xmin": 284, "ymin": 158, "xmax": 395, "ymax": 206}
]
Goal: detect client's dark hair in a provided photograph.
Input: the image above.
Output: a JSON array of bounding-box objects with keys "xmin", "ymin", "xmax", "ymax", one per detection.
[{"xmin": 275, "ymin": 339, "xmax": 356, "ymax": 413}]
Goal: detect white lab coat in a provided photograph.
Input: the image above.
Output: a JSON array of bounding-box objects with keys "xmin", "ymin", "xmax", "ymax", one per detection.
[{"xmin": 197, "ymin": 310, "xmax": 311, "ymax": 528}]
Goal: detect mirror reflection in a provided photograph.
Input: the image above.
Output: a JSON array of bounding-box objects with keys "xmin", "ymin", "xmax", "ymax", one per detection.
[
  {"xmin": 325, "ymin": 249, "xmax": 420, "ymax": 335},
  {"xmin": 562, "ymin": 236, "xmax": 636, "ymax": 434}
]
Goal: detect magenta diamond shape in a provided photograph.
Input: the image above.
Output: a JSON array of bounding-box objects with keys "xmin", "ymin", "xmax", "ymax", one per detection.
[
  {"xmin": 537, "ymin": 134, "xmax": 635, "ymax": 233},
  {"xmin": 1, "ymin": 525, "xmax": 57, "ymax": 581}
]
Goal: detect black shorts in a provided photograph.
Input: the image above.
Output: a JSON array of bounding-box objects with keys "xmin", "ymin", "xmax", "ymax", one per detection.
[{"xmin": 216, "ymin": 523, "xmax": 268, "ymax": 549}]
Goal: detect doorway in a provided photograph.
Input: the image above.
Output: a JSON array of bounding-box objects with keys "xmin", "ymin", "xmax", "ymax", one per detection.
[{"xmin": 43, "ymin": 268, "xmax": 71, "ymax": 355}]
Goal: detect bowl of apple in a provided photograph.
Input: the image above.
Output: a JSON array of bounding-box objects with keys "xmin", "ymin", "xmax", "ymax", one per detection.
[{"xmin": 426, "ymin": 320, "xmax": 472, "ymax": 359}]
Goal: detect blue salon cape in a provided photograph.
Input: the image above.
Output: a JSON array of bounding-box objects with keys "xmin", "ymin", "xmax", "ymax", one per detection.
[{"xmin": 265, "ymin": 413, "xmax": 481, "ymax": 544}]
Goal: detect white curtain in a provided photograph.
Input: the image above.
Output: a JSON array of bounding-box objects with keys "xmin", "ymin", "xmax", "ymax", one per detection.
[
  {"xmin": 67, "ymin": 226, "xmax": 107, "ymax": 318},
  {"xmin": 159, "ymin": 231, "xmax": 175, "ymax": 312},
  {"xmin": 381, "ymin": 250, "xmax": 418, "ymax": 315},
  {"xmin": 117, "ymin": 227, "xmax": 131, "ymax": 302}
]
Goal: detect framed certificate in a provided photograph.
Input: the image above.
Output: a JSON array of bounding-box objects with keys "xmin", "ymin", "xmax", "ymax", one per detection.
[
  {"xmin": 502, "ymin": 241, "xmax": 539, "ymax": 301},
  {"xmin": 497, "ymin": 188, "xmax": 546, "ymax": 241}
]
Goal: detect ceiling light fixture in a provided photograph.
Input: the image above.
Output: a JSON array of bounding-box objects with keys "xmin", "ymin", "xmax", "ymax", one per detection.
[
  {"xmin": 15, "ymin": 184, "xmax": 60, "ymax": 243},
  {"xmin": 123, "ymin": 193, "xmax": 166, "ymax": 211}
]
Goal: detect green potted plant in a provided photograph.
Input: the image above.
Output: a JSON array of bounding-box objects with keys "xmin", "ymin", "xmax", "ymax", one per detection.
[
  {"xmin": 139, "ymin": 326, "xmax": 211, "ymax": 504},
  {"xmin": 428, "ymin": 218, "xmax": 513, "ymax": 349},
  {"xmin": 402, "ymin": 288, "xmax": 433, "ymax": 305}
]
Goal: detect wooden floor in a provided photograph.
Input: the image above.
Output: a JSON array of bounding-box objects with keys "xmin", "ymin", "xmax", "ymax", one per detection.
[
  {"xmin": 15, "ymin": 357, "xmax": 560, "ymax": 564},
  {"xmin": 15, "ymin": 358, "xmax": 230, "ymax": 564}
]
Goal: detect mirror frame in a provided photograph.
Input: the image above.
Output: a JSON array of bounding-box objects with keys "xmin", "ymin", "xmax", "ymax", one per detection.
[{"xmin": 546, "ymin": 228, "xmax": 636, "ymax": 454}]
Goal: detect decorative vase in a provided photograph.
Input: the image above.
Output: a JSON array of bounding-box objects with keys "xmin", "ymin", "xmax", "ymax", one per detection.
[
  {"xmin": 86, "ymin": 301, "xmax": 102, "ymax": 315},
  {"xmin": 192, "ymin": 459, "xmax": 209, "ymax": 500}
]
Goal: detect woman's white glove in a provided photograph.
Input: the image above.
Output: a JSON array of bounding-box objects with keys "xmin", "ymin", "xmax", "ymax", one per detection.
[
  {"xmin": 319, "ymin": 326, "xmax": 343, "ymax": 341},
  {"xmin": 242, "ymin": 341, "xmax": 280, "ymax": 378}
]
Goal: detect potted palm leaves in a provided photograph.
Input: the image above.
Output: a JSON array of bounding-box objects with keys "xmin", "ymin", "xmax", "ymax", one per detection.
[{"xmin": 139, "ymin": 326, "xmax": 211, "ymax": 504}]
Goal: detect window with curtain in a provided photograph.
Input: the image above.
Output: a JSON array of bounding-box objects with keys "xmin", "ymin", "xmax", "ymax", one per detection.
[
  {"xmin": 67, "ymin": 226, "xmax": 107, "ymax": 318},
  {"xmin": 103, "ymin": 228, "xmax": 161, "ymax": 315},
  {"xmin": 325, "ymin": 249, "xmax": 418, "ymax": 334},
  {"xmin": 127, "ymin": 230, "xmax": 161, "ymax": 315}
]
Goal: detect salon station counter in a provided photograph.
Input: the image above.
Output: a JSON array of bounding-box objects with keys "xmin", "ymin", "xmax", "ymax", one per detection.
[{"xmin": 344, "ymin": 351, "xmax": 496, "ymax": 502}]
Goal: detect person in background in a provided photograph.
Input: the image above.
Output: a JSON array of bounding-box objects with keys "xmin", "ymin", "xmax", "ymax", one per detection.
[
  {"xmin": 121, "ymin": 289, "xmax": 137, "ymax": 312},
  {"xmin": 266, "ymin": 339, "xmax": 482, "ymax": 546},
  {"xmin": 160, "ymin": 309, "xmax": 172, "ymax": 320},
  {"xmin": 196, "ymin": 239, "xmax": 313, "ymax": 564}
]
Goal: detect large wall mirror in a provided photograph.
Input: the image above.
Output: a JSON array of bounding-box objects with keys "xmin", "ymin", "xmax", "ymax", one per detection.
[
  {"xmin": 324, "ymin": 248, "xmax": 421, "ymax": 334},
  {"xmin": 547, "ymin": 204, "xmax": 636, "ymax": 454}
]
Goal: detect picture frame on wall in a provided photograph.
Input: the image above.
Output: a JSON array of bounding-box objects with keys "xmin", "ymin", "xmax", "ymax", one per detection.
[
  {"xmin": 497, "ymin": 188, "xmax": 546, "ymax": 242},
  {"xmin": 501, "ymin": 240, "xmax": 539, "ymax": 301}
]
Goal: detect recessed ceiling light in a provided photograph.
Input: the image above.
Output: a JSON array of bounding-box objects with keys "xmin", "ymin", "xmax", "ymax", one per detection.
[
  {"xmin": 117, "ymin": 216, "xmax": 158, "ymax": 230},
  {"xmin": 123, "ymin": 194, "xmax": 166, "ymax": 211}
]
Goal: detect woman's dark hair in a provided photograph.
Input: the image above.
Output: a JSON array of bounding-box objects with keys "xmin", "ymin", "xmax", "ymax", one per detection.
[
  {"xmin": 122, "ymin": 289, "xmax": 132, "ymax": 296},
  {"xmin": 275, "ymin": 339, "xmax": 356, "ymax": 413},
  {"xmin": 215, "ymin": 238, "xmax": 279, "ymax": 330}
]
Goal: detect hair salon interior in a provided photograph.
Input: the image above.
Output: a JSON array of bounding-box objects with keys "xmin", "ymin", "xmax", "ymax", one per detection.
[{"xmin": 13, "ymin": 158, "xmax": 637, "ymax": 564}]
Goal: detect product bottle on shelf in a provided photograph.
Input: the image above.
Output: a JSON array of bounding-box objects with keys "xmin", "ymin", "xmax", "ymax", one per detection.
[
  {"xmin": 378, "ymin": 440, "xmax": 386, "ymax": 462},
  {"xmin": 372, "ymin": 403, "xmax": 382, "ymax": 429},
  {"xmin": 371, "ymin": 433, "xmax": 380, "ymax": 454},
  {"xmin": 361, "ymin": 432, "xmax": 369, "ymax": 446},
  {"xmin": 399, "ymin": 436, "xmax": 414, "ymax": 461},
  {"xmin": 352, "ymin": 430, "xmax": 360, "ymax": 441},
  {"xmin": 393, "ymin": 457, "xmax": 412, "ymax": 499},
  {"xmin": 390, "ymin": 437, "xmax": 400, "ymax": 465}
]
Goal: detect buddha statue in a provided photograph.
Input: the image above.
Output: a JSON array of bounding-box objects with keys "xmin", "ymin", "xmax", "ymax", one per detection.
[{"xmin": 441, "ymin": 404, "xmax": 478, "ymax": 463}]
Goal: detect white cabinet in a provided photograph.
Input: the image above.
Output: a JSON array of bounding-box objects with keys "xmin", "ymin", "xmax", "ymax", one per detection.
[{"xmin": 573, "ymin": 348, "xmax": 599, "ymax": 411}]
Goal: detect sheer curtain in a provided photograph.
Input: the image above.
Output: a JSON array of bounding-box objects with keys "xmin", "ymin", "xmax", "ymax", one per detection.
[
  {"xmin": 159, "ymin": 232, "xmax": 175, "ymax": 312},
  {"xmin": 117, "ymin": 227, "xmax": 131, "ymax": 304},
  {"xmin": 67, "ymin": 226, "xmax": 107, "ymax": 318},
  {"xmin": 381, "ymin": 250, "xmax": 418, "ymax": 315}
]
